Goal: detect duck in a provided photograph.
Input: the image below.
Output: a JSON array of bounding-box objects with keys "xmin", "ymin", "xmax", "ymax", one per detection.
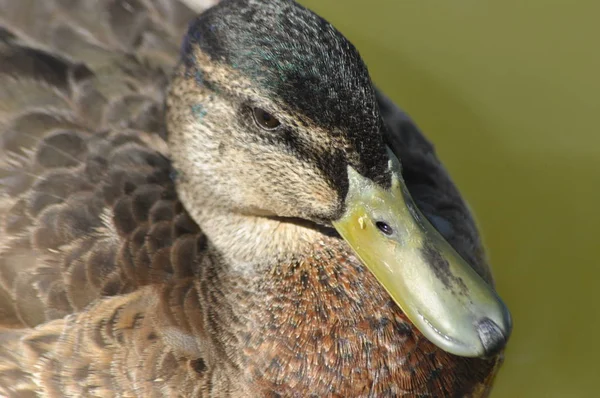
[{"xmin": 0, "ymin": 0, "xmax": 512, "ymax": 396}]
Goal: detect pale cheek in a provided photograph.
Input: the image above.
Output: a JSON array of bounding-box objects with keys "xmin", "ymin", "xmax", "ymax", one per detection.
[
  {"xmin": 310, "ymin": 186, "xmax": 338, "ymax": 208},
  {"xmin": 303, "ymin": 174, "xmax": 338, "ymax": 208},
  {"xmin": 281, "ymin": 166, "xmax": 339, "ymax": 214}
]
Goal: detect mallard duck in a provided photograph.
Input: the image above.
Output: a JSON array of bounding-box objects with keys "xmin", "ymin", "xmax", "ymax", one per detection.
[{"xmin": 0, "ymin": 0, "xmax": 511, "ymax": 396}]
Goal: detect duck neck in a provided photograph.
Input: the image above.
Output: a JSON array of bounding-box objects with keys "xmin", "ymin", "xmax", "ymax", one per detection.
[
  {"xmin": 200, "ymin": 214, "xmax": 413, "ymax": 396},
  {"xmin": 172, "ymin": 206, "xmax": 496, "ymax": 396},
  {"xmin": 189, "ymin": 207, "xmax": 334, "ymax": 273}
]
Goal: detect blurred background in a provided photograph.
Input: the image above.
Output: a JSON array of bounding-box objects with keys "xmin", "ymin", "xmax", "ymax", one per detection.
[{"xmin": 294, "ymin": 0, "xmax": 598, "ymax": 397}]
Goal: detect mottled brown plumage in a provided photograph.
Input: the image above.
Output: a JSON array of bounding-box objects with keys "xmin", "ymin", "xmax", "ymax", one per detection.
[{"xmin": 0, "ymin": 0, "xmax": 503, "ymax": 396}]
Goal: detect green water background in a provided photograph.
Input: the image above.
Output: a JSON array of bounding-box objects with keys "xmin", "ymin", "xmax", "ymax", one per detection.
[{"xmin": 299, "ymin": 1, "xmax": 599, "ymax": 396}]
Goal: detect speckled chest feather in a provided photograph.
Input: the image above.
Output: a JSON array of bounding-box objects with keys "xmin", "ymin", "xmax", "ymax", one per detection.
[{"xmin": 0, "ymin": 0, "xmax": 501, "ymax": 397}]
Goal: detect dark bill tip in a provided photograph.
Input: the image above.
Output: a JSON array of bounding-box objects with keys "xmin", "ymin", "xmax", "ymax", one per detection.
[{"xmin": 476, "ymin": 317, "xmax": 510, "ymax": 357}]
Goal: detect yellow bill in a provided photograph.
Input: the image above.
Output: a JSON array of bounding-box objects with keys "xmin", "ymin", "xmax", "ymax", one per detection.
[{"xmin": 333, "ymin": 150, "xmax": 512, "ymax": 357}]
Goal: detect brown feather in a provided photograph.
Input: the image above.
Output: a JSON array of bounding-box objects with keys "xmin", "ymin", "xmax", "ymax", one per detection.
[{"xmin": 0, "ymin": 0, "xmax": 501, "ymax": 396}]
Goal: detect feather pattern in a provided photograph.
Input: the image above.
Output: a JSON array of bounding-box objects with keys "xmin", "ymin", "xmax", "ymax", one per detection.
[{"xmin": 0, "ymin": 0, "xmax": 501, "ymax": 396}]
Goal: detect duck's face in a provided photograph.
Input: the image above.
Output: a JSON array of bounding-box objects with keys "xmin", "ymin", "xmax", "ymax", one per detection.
[
  {"xmin": 167, "ymin": 0, "xmax": 511, "ymax": 358},
  {"xmin": 169, "ymin": 0, "xmax": 388, "ymax": 225}
]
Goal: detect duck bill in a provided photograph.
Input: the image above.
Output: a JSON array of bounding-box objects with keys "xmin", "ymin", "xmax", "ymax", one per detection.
[{"xmin": 332, "ymin": 152, "xmax": 511, "ymax": 358}]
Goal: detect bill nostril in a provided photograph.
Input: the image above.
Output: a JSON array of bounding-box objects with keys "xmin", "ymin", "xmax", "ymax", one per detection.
[
  {"xmin": 476, "ymin": 317, "xmax": 508, "ymax": 357},
  {"xmin": 375, "ymin": 221, "xmax": 393, "ymax": 236}
]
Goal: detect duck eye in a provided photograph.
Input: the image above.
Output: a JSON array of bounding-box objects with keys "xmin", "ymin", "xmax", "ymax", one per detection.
[{"xmin": 252, "ymin": 108, "xmax": 281, "ymax": 130}]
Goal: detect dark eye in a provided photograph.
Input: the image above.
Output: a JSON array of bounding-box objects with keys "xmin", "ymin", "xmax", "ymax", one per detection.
[{"xmin": 253, "ymin": 108, "xmax": 281, "ymax": 130}]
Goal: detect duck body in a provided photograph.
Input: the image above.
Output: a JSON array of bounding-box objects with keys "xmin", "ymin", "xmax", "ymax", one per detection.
[{"xmin": 0, "ymin": 0, "xmax": 507, "ymax": 396}]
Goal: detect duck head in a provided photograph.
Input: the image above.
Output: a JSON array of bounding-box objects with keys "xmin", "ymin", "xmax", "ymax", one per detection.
[{"xmin": 166, "ymin": 0, "xmax": 511, "ymax": 358}]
